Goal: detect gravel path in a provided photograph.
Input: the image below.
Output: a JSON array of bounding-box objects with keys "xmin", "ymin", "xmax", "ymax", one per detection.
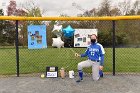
[{"xmin": 0, "ymin": 75, "xmax": 140, "ymax": 93}]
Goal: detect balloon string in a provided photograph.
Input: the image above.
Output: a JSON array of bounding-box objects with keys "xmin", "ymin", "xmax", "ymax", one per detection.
[
  {"xmin": 68, "ymin": 44, "xmax": 76, "ymax": 54},
  {"xmin": 70, "ymin": 48, "xmax": 76, "ymax": 54}
]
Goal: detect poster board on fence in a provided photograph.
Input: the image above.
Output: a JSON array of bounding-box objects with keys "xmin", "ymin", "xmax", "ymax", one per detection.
[
  {"xmin": 74, "ymin": 29, "xmax": 98, "ymax": 47},
  {"xmin": 28, "ymin": 25, "xmax": 47, "ymax": 49}
]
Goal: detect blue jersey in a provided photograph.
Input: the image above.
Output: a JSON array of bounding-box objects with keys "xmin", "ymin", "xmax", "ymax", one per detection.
[{"xmin": 81, "ymin": 43, "xmax": 105, "ymax": 66}]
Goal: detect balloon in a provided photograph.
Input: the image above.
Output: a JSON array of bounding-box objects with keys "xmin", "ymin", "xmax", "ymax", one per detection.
[
  {"xmin": 52, "ymin": 24, "xmax": 62, "ymax": 37},
  {"xmin": 62, "ymin": 25, "xmax": 75, "ymax": 38},
  {"xmin": 52, "ymin": 37, "xmax": 64, "ymax": 48}
]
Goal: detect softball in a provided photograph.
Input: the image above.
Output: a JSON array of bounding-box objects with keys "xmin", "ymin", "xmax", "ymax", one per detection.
[{"xmin": 41, "ymin": 74, "xmax": 45, "ymax": 78}]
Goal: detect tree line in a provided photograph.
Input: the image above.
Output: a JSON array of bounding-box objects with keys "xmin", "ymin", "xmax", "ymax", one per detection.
[{"xmin": 0, "ymin": 0, "xmax": 140, "ymax": 47}]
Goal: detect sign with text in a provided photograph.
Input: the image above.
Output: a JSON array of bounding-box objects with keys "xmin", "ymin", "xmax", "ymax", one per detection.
[
  {"xmin": 46, "ymin": 72, "xmax": 57, "ymax": 77},
  {"xmin": 46, "ymin": 67, "xmax": 58, "ymax": 78}
]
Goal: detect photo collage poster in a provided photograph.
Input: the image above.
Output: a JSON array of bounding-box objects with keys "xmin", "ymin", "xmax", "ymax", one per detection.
[
  {"xmin": 74, "ymin": 29, "xmax": 98, "ymax": 47},
  {"xmin": 28, "ymin": 25, "xmax": 47, "ymax": 49}
]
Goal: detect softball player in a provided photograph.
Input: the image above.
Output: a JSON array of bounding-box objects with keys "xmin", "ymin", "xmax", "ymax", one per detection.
[{"xmin": 75, "ymin": 34, "xmax": 105, "ymax": 82}]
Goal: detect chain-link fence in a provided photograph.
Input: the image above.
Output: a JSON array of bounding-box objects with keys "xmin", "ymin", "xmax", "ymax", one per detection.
[
  {"xmin": 115, "ymin": 20, "xmax": 140, "ymax": 75},
  {"xmin": 0, "ymin": 18, "xmax": 140, "ymax": 77}
]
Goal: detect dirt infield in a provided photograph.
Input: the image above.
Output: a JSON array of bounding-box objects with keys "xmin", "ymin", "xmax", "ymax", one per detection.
[{"xmin": 0, "ymin": 74, "xmax": 140, "ymax": 93}]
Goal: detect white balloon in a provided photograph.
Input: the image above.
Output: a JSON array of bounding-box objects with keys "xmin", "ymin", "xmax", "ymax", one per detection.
[
  {"xmin": 52, "ymin": 25, "xmax": 63, "ymax": 37},
  {"xmin": 52, "ymin": 25, "xmax": 62, "ymax": 32},
  {"xmin": 52, "ymin": 37, "xmax": 64, "ymax": 48}
]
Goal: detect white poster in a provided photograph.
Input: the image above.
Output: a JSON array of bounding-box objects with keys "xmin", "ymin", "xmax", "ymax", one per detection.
[
  {"xmin": 74, "ymin": 29, "xmax": 98, "ymax": 47},
  {"xmin": 46, "ymin": 72, "xmax": 58, "ymax": 77}
]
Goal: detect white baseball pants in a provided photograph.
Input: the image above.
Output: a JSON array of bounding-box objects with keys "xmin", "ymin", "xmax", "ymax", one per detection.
[{"xmin": 78, "ymin": 60, "xmax": 100, "ymax": 81}]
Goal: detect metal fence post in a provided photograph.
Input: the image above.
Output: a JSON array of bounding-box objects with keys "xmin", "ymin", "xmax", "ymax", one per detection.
[
  {"xmin": 112, "ymin": 20, "xmax": 116, "ymax": 76},
  {"xmin": 15, "ymin": 20, "xmax": 19, "ymax": 77}
]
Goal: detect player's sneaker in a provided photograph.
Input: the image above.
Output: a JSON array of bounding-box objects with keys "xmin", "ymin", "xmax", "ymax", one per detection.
[
  {"xmin": 100, "ymin": 73, "xmax": 103, "ymax": 78},
  {"xmin": 99, "ymin": 70, "xmax": 103, "ymax": 78}
]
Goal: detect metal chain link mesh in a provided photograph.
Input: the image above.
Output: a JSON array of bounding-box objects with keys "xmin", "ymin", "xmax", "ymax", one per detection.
[{"xmin": 0, "ymin": 20, "xmax": 140, "ymax": 77}]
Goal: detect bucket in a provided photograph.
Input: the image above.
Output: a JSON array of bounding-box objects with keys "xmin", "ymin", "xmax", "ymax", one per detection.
[{"xmin": 69, "ymin": 70, "xmax": 74, "ymax": 78}]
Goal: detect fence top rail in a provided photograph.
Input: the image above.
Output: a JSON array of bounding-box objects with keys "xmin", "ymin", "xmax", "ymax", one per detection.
[{"xmin": 0, "ymin": 16, "xmax": 140, "ymax": 21}]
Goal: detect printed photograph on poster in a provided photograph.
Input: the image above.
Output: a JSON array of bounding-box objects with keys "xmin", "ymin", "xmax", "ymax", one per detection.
[
  {"xmin": 83, "ymin": 37, "xmax": 86, "ymax": 42},
  {"xmin": 77, "ymin": 38, "xmax": 82, "ymax": 41},
  {"xmin": 75, "ymin": 43, "xmax": 80, "ymax": 47},
  {"xmin": 28, "ymin": 25, "xmax": 47, "ymax": 49},
  {"xmin": 88, "ymin": 34, "xmax": 92, "ymax": 38},
  {"xmin": 31, "ymin": 34, "xmax": 35, "ymax": 40},
  {"xmin": 37, "ymin": 35, "xmax": 42, "ymax": 44},
  {"xmin": 74, "ymin": 34, "xmax": 80, "ymax": 38},
  {"xmin": 35, "ymin": 31, "xmax": 39, "ymax": 37}
]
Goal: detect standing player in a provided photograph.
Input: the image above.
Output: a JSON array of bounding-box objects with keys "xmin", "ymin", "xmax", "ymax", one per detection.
[{"xmin": 75, "ymin": 34, "xmax": 105, "ymax": 82}]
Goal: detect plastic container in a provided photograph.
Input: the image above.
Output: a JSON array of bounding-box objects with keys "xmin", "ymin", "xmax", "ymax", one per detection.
[
  {"xmin": 60, "ymin": 68, "xmax": 65, "ymax": 79},
  {"xmin": 69, "ymin": 70, "xmax": 74, "ymax": 78}
]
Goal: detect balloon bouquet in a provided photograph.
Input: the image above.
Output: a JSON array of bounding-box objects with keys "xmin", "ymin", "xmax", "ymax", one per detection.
[
  {"xmin": 52, "ymin": 21, "xmax": 75, "ymax": 48},
  {"xmin": 52, "ymin": 21, "xmax": 64, "ymax": 48}
]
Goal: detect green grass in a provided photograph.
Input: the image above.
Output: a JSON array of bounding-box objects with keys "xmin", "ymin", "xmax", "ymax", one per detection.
[{"xmin": 0, "ymin": 47, "xmax": 140, "ymax": 75}]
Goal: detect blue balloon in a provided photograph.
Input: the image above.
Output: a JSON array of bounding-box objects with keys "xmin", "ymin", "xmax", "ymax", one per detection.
[{"xmin": 62, "ymin": 25, "xmax": 75, "ymax": 38}]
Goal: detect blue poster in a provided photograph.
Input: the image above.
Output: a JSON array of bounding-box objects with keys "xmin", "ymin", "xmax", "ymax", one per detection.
[{"xmin": 28, "ymin": 25, "xmax": 47, "ymax": 49}]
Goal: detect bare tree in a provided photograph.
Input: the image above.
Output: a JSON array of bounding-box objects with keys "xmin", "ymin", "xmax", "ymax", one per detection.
[
  {"xmin": 110, "ymin": 7, "xmax": 121, "ymax": 16},
  {"xmin": 22, "ymin": 1, "xmax": 46, "ymax": 17},
  {"xmin": 21, "ymin": 2, "xmax": 46, "ymax": 25},
  {"xmin": 97, "ymin": 0, "xmax": 112, "ymax": 16},
  {"xmin": 133, "ymin": 0, "xmax": 140, "ymax": 15},
  {"xmin": 117, "ymin": 0, "xmax": 132, "ymax": 15},
  {"xmin": 72, "ymin": 2, "xmax": 94, "ymax": 17},
  {"xmin": 17, "ymin": 1, "xmax": 47, "ymax": 46}
]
